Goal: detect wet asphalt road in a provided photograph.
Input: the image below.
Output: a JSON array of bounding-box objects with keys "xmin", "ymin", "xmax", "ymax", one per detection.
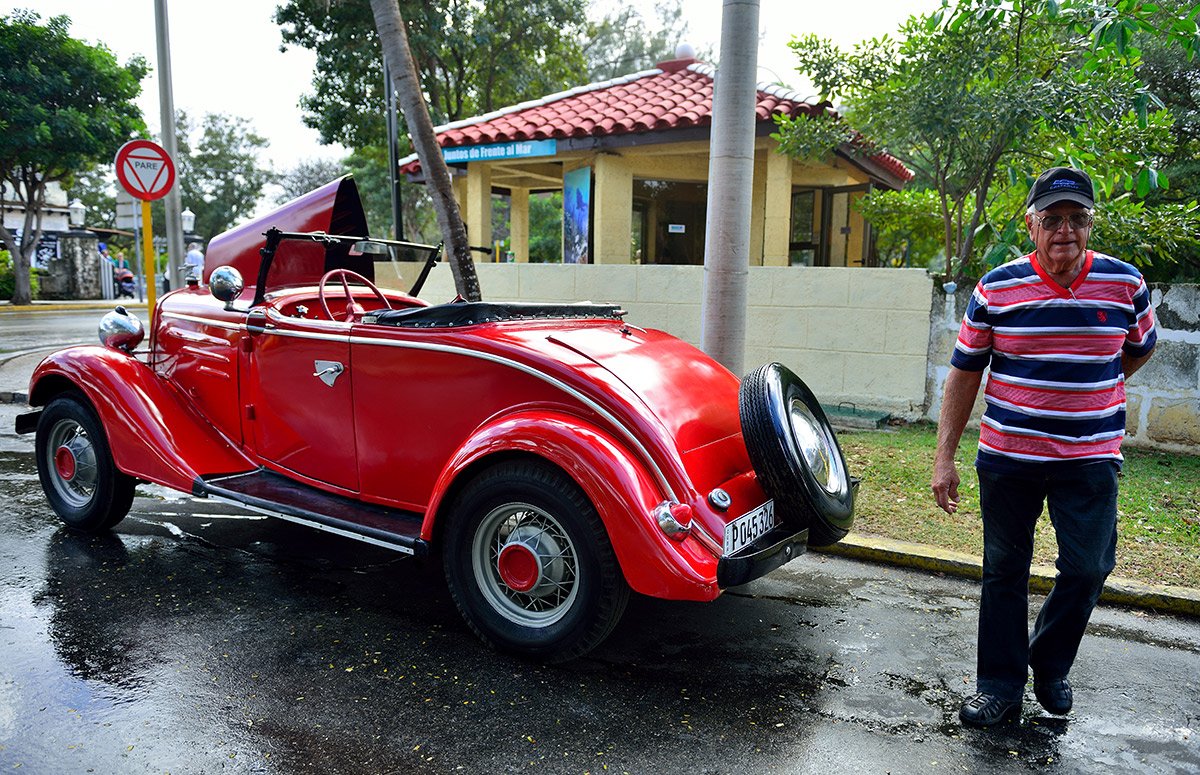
[
  {"xmin": 1, "ymin": 404, "xmax": 1198, "ymax": 775},
  {"xmin": 0, "ymin": 315, "xmax": 1199, "ymax": 773}
]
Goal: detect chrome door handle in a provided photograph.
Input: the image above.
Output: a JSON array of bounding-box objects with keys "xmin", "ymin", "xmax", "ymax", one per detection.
[{"xmin": 313, "ymin": 360, "xmax": 344, "ymax": 387}]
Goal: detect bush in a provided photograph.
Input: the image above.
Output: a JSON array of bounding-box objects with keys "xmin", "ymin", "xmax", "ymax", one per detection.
[{"xmin": 0, "ymin": 250, "xmax": 40, "ymax": 301}]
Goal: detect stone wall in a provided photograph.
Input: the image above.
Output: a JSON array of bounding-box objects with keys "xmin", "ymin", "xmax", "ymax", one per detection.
[
  {"xmin": 37, "ymin": 232, "xmax": 103, "ymax": 300},
  {"xmin": 923, "ymin": 280, "xmax": 1200, "ymax": 451}
]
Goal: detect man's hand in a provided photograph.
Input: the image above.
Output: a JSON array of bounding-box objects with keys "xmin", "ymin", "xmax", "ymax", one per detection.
[
  {"xmin": 931, "ymin": 458, "xmax": 961, "ymax": 515},
  {"xmin": 931, "ymin": 367, "xmax": 984, "ymax": 516}
]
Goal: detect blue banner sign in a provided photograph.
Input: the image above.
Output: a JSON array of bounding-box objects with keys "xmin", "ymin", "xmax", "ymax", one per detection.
[{"xmin": 443, "ymin": 139, "xmax": 557, "ymax": 164}]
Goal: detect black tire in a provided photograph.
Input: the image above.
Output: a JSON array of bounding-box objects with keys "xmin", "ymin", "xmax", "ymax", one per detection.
[
  {"xmin": 739, "ymin": 363, "xmax": 855, "ymax": 547},
  {"xmin": 35, "ymin": 392, "xmax": 135, "ymax": 533},
  {"xmin": 442, "ymin": 460, "xmax": 629, "ymax": 662}
]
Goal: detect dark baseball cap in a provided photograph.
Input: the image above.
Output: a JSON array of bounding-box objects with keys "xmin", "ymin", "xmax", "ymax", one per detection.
[{"xmin": 1026, "ymin": 167, "xmax": 1094, "ymax": 210}]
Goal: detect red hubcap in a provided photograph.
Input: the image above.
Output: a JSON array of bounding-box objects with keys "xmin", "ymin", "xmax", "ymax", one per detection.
[
  {"xmin": 54, "ymin": 445, "xmax": 77, "ymax": 481},
  {"xmin": 497, "ymin": 542, "xmax": 541, "ymax": 593}
]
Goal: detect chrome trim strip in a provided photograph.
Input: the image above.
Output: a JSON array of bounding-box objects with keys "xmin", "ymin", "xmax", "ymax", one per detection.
[
  {"xmin": 160, "ymin": 311, "xmax": 246, "ymax": 331},
  {"xmin": 347, "ymin": 333, "xmax": 681, "ymax": 504},
  {"xmin": 691, "ymin": 524, "xmax": 725, "ymax": 556},
  {"xmin": 204, "ymin": 493, "xmax": 416, "ymax": 554},
  {"xmin": 158, "ymin": 310, "xmax": 701, "ymax": 540}
]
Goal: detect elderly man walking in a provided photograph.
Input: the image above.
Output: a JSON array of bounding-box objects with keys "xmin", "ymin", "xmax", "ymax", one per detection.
[{"xmin": 931, "ymin": 167, "xmax": 1157, "ymax": 728}]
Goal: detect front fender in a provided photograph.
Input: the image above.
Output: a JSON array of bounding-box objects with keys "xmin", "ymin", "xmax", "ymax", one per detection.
[
  {"xmin": 28, "ymin": 346, "xmax": 254, "ymax": 492},
  {"xmin": 422, "ymin": 410, "xmax": 720, "ymax": 602}
]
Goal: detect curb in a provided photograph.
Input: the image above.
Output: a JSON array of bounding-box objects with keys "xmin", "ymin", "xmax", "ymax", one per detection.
[
  {"xmin": 0, "ymin": 302, "xmax": 148, "ymax": 313},
  {"xmin": 815, "ymin": 534, "xmax": 1200, "ymax": 618}
]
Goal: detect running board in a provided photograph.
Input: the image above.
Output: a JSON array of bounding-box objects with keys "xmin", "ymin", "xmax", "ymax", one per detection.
[{"xmin": 194, "ymin": 469, "xmax": 429, "ymax": 556}]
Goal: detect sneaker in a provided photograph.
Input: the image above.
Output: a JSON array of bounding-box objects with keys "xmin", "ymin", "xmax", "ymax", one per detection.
[
  {"xmin": 959, "ymin": 692, "xmax": 1022, "ymax": 728},
  {"xmin": 1033, "ymin": 677, "xmax": 1073, "ymax": 715}
]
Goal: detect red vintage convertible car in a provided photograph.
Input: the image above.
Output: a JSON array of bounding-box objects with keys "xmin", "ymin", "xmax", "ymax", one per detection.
[{"xmin": 17, "ymin": 178, "xmax": 856, "ymax": 660}]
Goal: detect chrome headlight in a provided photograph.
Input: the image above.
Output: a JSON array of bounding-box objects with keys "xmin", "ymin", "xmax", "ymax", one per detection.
[{"xmin": 98, "ymin": 306, "xmax": 145, "ymax": 352}]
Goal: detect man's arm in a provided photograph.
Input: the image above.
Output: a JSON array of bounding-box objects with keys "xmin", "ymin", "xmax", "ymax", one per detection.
[
  {"xmin": 931, "ymin": 367, "xmax": 984, "ymax": 515},
  {"xmin": 1123, "ymin": 347, "xmax": 1154, "ymax": 379}
]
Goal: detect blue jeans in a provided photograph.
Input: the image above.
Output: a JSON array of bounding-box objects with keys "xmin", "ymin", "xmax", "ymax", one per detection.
[{"xmin": 975, "ymin": 461, "xmax": 1119, "ymax": 701}]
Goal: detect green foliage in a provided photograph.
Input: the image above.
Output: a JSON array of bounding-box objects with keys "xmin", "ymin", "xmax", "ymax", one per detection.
[
  {"xmin": 276, "ymin": 0, "xmax": 589, "ymax": 149},
  {"xmin": 584, "ymin": 1, "xmax": 698, "ymax": 80},
  {"xmin": 0, "ymin": 249, "xmax": 38, "ymax": 299},
  {"xmin": 275, "ymin": 157, "xmax": 347, "ymax": 205},
  {"xmin": 162, "ymin": 111, "xmax": 274, "ymax": 243},
  {"xmin": 68, "ymin": 165, "xmax": 118, "ymax": 233},
  {"xmin": 343, "ymin": 145, "xmax": 437, "ymax": 243},
  {"xmin": 529, "ymin": 192, "xmax": 563, "ymax": 263},
  {"xmin": 0, "ymin": 10, "xmax": 146, "ymax": 302},
  {"xmin": 774, "ymin": 0, "xmax": 1200, "ymax": 281},
  {"xmin": 853, "ymin": 189, "xmax": 946, "ymax": 268}
]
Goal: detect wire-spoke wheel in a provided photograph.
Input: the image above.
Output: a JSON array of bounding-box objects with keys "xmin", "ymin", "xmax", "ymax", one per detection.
[
  {"xmin": 444, "ymin": 460, "xmax": 628, "ymax": 661},
  {"xmin": 474, "ymin": 502, "xmax": 580, "ymax": 627},
  {"xmin": 35, "ymin": 392, "xmax": 134, "ymax": 533}
]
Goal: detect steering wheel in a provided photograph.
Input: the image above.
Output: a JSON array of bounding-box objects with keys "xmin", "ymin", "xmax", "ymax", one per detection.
[{"xmin": 318, "ymin": 269, "xmax": 392, "ymax": 322}]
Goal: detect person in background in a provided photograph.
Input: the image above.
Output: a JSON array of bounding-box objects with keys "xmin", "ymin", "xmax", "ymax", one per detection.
[
  {"xmin": 185, "ymin": 242, "xmax": 205, "ymax": 281},
  {"xmin": 931, "ymin": 167, "xmax": 1157, "ymax": 728}
]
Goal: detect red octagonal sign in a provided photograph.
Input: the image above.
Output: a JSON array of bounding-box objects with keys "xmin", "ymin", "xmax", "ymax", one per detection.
[{"xmin": 114, "ymin": 139, "xmax": 175, "ymax": 201}]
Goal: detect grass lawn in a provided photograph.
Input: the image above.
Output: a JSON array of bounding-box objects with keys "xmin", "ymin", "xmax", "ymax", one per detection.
[{"xmin": 838, "ymin": 424, "xmax": 1200, "ymax": 589}]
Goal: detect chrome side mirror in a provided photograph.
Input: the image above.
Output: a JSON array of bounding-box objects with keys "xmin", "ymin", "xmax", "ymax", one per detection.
[
  {"xmin": 98, "ymin": 306, "xmax": 145, "ymax": 352},
  {"xmin": 209, "ymin": 266, "xmax": 245, "ymax": 310}
]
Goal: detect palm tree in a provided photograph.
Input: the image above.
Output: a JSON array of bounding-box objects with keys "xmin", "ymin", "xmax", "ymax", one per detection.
[{"xmin": 368, "ymin": 0, "xmax": 480, "ymax": 301}]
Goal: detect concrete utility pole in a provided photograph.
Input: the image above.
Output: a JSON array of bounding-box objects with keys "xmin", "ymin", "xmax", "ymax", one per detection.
[
  {"xmin": 700, "ymin": 0, "xmax": 760, "ymax": 376},
  {"xmin": 155, "ymin": 0, "xmax": 184, "ymax": 289}
]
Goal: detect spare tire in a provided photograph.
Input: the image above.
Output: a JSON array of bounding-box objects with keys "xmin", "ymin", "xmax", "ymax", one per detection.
[{"xmin": 739, "ymin": 363, "xmax": 856, "ymax": 547}]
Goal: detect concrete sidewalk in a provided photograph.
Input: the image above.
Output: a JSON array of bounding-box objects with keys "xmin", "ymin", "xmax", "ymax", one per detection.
[{"xmin": 2, "ymin": 306, "xmax": 1198, "ymax": 619}]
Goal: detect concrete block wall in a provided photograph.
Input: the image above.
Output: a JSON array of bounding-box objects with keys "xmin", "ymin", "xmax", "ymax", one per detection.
[
  {"xmin": 415, "ymin": 263, "xmax": 934, "ymax": 417},
  {"xmin": 410, "ymin": 263, "xmax": 1200, "ymax": 451}
]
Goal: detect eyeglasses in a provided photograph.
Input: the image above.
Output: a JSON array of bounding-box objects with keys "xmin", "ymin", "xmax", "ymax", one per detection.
[{"xmin": 1033, "ymin": 213, "xmax": 1093, "ymax": 231}]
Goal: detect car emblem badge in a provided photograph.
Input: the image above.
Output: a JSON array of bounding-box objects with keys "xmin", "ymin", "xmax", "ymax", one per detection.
[{"xmin": 313, "ymin": 360, "xmax": 345, "ymax": 387}]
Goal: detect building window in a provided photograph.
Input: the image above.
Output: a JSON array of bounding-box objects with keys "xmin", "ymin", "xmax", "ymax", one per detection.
[
  {"xmin": 789, "ymin": 190, "xmax": 817, "ymax": 266},
  {"xmin": 632, "ymin": 179, "xmax": 708, "ymax": 265}
]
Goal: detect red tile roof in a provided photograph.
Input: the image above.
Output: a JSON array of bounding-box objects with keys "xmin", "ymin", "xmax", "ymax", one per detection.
[{"xmin": 399, "ymin": 58, "xmax": 912, "ymax": 184}]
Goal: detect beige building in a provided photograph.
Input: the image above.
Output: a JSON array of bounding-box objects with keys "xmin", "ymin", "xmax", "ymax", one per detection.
[{"xmin": 399, "ymin": 56, "xmax": 910, "ymax": 268}]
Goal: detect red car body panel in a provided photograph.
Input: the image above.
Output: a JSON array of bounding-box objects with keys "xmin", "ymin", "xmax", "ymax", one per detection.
[
  {"xmin": 25, "ymin": 176, "xmax": 789, "ymax": 603},
  {"xmin": 28, "ymin": 346, "xmax": 254, "ymax": 490},
  {"xmin": 423, "ymin": 409, "xmax": 719, "ymax": 601}
]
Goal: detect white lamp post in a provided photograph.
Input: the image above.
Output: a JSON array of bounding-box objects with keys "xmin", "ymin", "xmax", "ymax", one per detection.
[
  {"xmin": 68, "ymin": 198, "xmax": 87, "ymax": 229},
  {"xmin": 180, "ymin": 207, "xmax": 195, "ymax": 234}
]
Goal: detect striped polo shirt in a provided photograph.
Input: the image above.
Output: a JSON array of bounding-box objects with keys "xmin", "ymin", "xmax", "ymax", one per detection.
[{"xmin": 951, "ymin": 250, "xmax": 1157, "ymax": 474}]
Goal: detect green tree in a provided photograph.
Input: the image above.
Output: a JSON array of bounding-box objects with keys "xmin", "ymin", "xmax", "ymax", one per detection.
[
  {"xmin": 584, "ymin": 1, "xmax": 697, "ymax": 80},
  {"xmin": 343, "ymin": 145, "xmax": 437, "ymax": 242},
  {"xmin": 276, "ymin": 157, "xmax": 346, "ymax": 204},
  {"xmin": 276, "ymin": 0, "xmax": 589, "ymax": 150},
  {"xmin": 529, "ymin": 192, "xmax": 564, "ymax": 263},
  {"xmin": 0, "ymin": 11, "xmax": 146, "ymax": 304},
  {"xmin": 774, "ymin": 0, "xmax": 1200, "ymax": 281},
  {"xmin": 163, "ymin": 111, "xmax": 274, "ymax": 244}
]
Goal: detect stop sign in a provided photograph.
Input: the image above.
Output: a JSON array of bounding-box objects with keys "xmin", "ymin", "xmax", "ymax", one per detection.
[{"xmin": 114, "ymin": 139, "xmax": 175, "ymax": 201}]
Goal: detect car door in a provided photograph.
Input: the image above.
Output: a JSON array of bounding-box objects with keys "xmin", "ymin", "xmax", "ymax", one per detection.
[{"xmin": 245, "ymin": 311, "xmax": 359, "ymax": 492}]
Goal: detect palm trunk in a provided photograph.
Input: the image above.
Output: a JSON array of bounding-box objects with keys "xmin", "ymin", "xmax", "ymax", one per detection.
[
  {"xmin": 369, "ymin": 0, "xmax": 480, "ymax": 301},
  {"xmin": 700, "ymin": 0, "xmax": 760, "ymax": 376}
]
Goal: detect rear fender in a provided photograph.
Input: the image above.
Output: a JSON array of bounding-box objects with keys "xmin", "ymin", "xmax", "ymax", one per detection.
[
  {"xmin": 423, "ymin": 410, "xmax": 720, "ymax": 602},
  {"xmin": 28, "ymin": 346, "xmax": 254, "ymax": 491}
]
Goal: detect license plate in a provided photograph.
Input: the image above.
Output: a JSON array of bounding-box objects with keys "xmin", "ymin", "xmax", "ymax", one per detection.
[{"xmin": 723, "ymin": 500, "xmax": 776, "ymax": 555}]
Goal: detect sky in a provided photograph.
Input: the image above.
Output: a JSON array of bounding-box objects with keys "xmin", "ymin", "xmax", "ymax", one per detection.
[{"xmin": 6, "ymin": 0, "xmax": 938, "ymax": 175}]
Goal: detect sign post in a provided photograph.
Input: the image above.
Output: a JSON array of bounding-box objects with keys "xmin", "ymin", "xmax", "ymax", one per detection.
[{"xmin": 114, "ymin": 140, "xmax": 176, "ymax": 311}]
